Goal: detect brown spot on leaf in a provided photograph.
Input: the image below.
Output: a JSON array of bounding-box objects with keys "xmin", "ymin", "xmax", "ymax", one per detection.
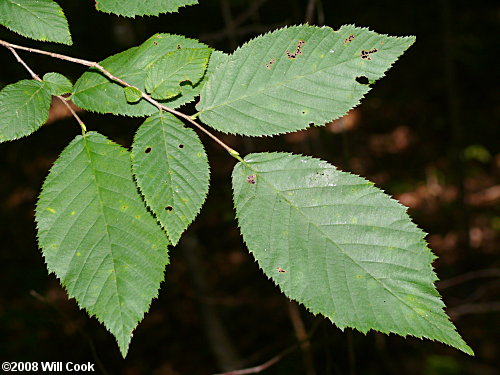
[
  {"xmin": 246, "ymin": 175, "xmax": 256, "ymax": 184},
  {"xmin": 265, "ymin": 58, "xmax": 277, "ymax": 69},
  {"xmin": 286, "ymin": 40, "xmax": 305, "ymax": 59},
  {"xmin": 277, "ymin": 267, "xmax": 287, "ymax": 273},
  {"xmin": 344, "ymin": 34, "xmax": 355, "ymax": 44},
  {"xmin": 361, "ymin": 48, "xmax": 378, "ymax": 60}
]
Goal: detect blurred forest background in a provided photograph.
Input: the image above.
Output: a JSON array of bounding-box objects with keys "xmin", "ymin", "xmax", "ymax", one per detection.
[{"xmin": 0, "ymin": 0, "xmax": 498, "ymax": 374}]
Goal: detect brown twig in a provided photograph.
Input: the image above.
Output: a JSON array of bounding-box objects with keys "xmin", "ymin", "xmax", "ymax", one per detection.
[
  {"xmin": 288, "ymin": 301, "xmax": 316, "ymax": 375},
  {"xmin": 182, "ymin": 234, "xmax": 242, "ymax": 371},
  {"xmin": 305, "ymin": 0, "xmax": 324, "ymax": 25},
  {"xmin": 305, "ymin": 0, "xmax": 317, "ymax": 24},
  {"xmin": 219, "ymin": 0, "xmax": 237, "ymax": 50},
  {"xmin": 0, "ymin": 39, "xmax": 239, "ymax": 157},
  {"xmin": 201, "ymin": 22, "xmax": 287, "ymax": 44},
  {"xmin": 448, "ymin": 301, "xmax": 500, "ymax": 319},
  {"xmin": 30, "ymin": 290, "xmax": 109, "ymax": 375},
  {"xmin": 200, "ymin": 0, "xmax": 275, "ymax": 44},
  {"xmin": 214, "ymin": 319, "xmax": 321, "ymax": 375},
  {"xmin": 2, "ymin": 43, "xmax": 87, "ymax": 132},
  {"xmin": 437, "ymin": 268, "xmax": 500, "ymax": 289}
]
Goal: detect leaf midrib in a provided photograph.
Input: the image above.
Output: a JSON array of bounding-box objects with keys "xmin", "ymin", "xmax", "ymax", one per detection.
[
  {"xmin": 82, "ymin": 135, "xmax": 126, "ymax": 338},
  {"xmin": 198, "ymin": 33, "xmax": 380, "ymax": 114}
]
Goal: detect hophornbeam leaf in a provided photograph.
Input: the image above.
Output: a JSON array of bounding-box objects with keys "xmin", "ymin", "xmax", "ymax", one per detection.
[
  {"xmin": 43, "ymin": 72, "xmax": 73, "ymax": 96},
  {"xmin": 72, "ymin": 34, "xmax": 225, "ymax": 117},
  {"xmin": 145, "ymin": 47, "xmax": 212, "ymax": 100},
  {"xmin": 232, "ymin": 152, "xmax": 473, "ymax": 355},
  {"xmin": 0, "ymin": 0, "xmax": 72, "ymax": 45},
  {"xmin": 124, "ymin": 87, "xmax": 143, "ymax": 103},
  {"xmin": 95, "ymin": 0, "xmax": 198, "ymax": 17},
  {"xmin": 197, "ymin": 24, "xmax": 414, "ymax": 136},
  {"xmin": 0, "ymin": 79, "xmax": 52, "ymax": 142},
  {"xmin": 36, "ymin": 132, "xmax": 170, "ymax": 357},
  {"xmin": 131, "ymin": 112, "xmax": 210, "ymax": 245}
]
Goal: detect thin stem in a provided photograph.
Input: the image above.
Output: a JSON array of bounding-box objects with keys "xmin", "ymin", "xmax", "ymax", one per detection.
[
  {"xmin": 0, "ymin": 39, "xmax": 238, "ymax": 156},
  {"xmin": 215, "ymin": 319, "xmax": 321, "ymax": 375},
  {"xmin": 30, "ymin": 291, "xmax": 109, "ymax": 375},
  {"xmin": 2, "ymin": 44, "xmax": 86, "ymax": 133},
  {"xmin": 61, "ymin": 99, "xmax": 87, "ymax": 133}
]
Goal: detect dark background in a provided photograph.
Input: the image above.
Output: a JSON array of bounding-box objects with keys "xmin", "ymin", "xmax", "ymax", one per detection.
[{"xmin": 0, "ymin": 0, "xmax": 498, "ymax": 374}]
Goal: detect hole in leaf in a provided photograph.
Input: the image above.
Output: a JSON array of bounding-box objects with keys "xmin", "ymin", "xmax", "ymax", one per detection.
[
  {"xmin": 145, "ymin": 147, "xmax": 152, "ymax": 153},
  {"xmin": 176, "ymin": 44, "xmax": 182, "ymax": 49},
  {"xmin": 153, "ymin": 41, "xmax": 158, "ymax": 46},
  {"xmin": 246, "ymin": 175, "xmax": 256, "ymax": 184},
  {"xmin": 277, "ymin": 267, "xmax": 287, "ymax": 273},
  {"xmin": 165, "ymin": 206, "xmax": 173, "ymax": 212},
  {"xmin": 356, "ymin": 76, "xmax": 369, "ymax": 85},
  {"xmin": 178, "ymin": 144, "xmax": 184, "ymax": 149}
]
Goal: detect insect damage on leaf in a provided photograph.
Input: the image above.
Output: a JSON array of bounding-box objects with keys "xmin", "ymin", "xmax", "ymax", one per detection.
[
  {"xmin": 265, "ymin": 58, "xmax": 277, "ymax": 69},
  {"xmin": 355, "ymin": 76, "xmax": 369, "ymax": 84},
  {"xmin": 286, "ymin": 40, "xmax": 305, "ymax": 59},
  {"xmin": 361, "ymin": 48, "xmax": 378, "ymax": 60},
  {"xmin": 344, "ymin": 34, "xmax": 355, "ymax": 44}
]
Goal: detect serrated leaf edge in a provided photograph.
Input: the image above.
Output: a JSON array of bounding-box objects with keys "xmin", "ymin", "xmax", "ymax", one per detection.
[
  {"xmin": 231, "ymin": 152, "xmax": 473, "ymax": 355},
  {"xmin": 197, "ymin": 24, "xmax": 415, "ymax": 137}
]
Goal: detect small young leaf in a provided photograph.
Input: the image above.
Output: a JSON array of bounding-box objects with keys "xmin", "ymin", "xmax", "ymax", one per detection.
[
  {"xmin": 197, "ymin": 25, "xmax": 415, "ymax": 136},
  {"xmin": 131, "ymin": 112, "xmax": 210, "ymax": 245},
  {"xmin": 72, "ymin": 34, "xmax": 215, "ymax": 117},
  {"xmin": 0, "ymin": 0, "xmax": 72, "ymax": 45},
  {"xmin": 43, "ymin": 72, "xmax": 73, "ymax": 96},
  {"xmin": 145, "ymin": 48, "xmax": 212, "ymax": 100},
  {"xmin": 95, "ymin": 0, "xmax": 198, "ymax": 17},
  {"xmin": 0, "ymin": 79, "xmax": 52, "ymax": 143},
  {"xmin": 232, "ymin": 152, "xmax": 473, "ymax": 355},
  {"xmin": 36, "ymin": 132, "xmax": 170, "ymax": 357},
  {"xmin": 124, "ymin": 86, "xmax": 143, "ymax": 103}
]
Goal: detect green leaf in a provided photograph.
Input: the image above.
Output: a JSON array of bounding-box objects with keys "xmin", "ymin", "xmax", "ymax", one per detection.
[
  {"xmin": 124, "ymin": 86, "xmax": 143, "ymax": 103},
  {"xmin": 131, "ymin": 112, "xmax": 210, "ymax": 245},
  {"xmin": 95, "ymin": 0, "xmax": 198, "ymax": 17},
  {"xmin": 232, "ymin": 152, "xmax": 473, "ymax": 355},
  {"xmin": 43, "ymin": 72, "xmax": 73, "ymax": 96},
  {"xmin": 0, "ymin": 0, "xmax": 72, "ymax": 45},
  {"xmin": 145, "ymin": 48, "xmax": 212, "ymax": 100},
  {"xmin": 0, "ymin": 79, "xmax": 52, "ymax": 143},
  {"xmin": 72, "ymin": 34, "xmax": 217, "ymax": 117},
  {"xmin": 197, "ymin": 25, "xmax": 415, "ymax": 136},
  {"xmin": 35, "ymin": 132, "xmax": 170, "ymax": 357}
]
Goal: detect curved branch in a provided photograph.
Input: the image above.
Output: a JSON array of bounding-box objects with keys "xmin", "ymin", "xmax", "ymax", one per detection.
[
  {"xmin": 2, "ymin": 43, "xmax": 87, "ymax": 133},
  {"xmin": 0, "ymin": 39, "xmax": 239, "ymax": 156}
]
